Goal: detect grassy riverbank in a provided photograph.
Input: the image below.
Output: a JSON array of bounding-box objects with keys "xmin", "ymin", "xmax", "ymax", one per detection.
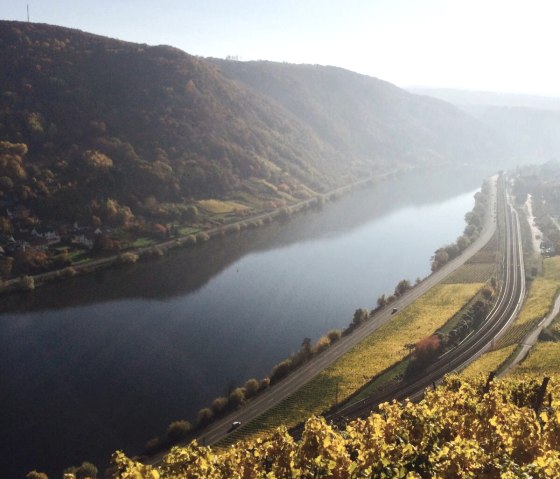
[
  {"xmin": 221, "ymin": 281, "xmax": 484, "ymax": 445},
  {"xmin": 0, "ymin": 171, "xmax": 401, "ymax": 295}
]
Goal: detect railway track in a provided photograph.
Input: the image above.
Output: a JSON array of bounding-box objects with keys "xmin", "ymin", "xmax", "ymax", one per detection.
[{"xmin": 324, "ymin": 174, "xmax": 525, "ymax": 423}]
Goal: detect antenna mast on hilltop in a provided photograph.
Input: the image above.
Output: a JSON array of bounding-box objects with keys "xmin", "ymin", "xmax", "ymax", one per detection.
[{"xmin": 27, "ymin": 4, "xmax": 30, "ymax": 22}]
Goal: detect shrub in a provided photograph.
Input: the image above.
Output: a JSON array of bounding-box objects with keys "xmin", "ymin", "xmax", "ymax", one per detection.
[
  {"xmin": 260, "ymin": 377, "xmax": 271, "ymax": 389},
  {"xmin": 327, "ymin": 329, "xmax": 342, "ymax": 343},
  {"xmin": 244, "ymin": 378, "xmax": 260, "ymax": 397},
  {"xmin": 117, "ymin": 252, "xmax": 138, "ymax": 264},
  {"xmin": 352, "ymin": 308, "xmax": 369, "ymax": 326},
  {"xmin": 229, "ymin": 387, "xmax": 246, "ymax": 408},
  {"xmin": 144, "ymin": 436, "xmax": 161, "ymax": 454},
  {"xmin": 197, "ymin": 408, "xmax": 213, "ymax": 425},
  {"xmin": 270, "ymin": 358, "xmax": 293, "ymax": 383},
  {"xmin": 64, "ymin": 461, "xmax": 98, "ymax": 479},
  {"xmin": 26, "ymin": 472, "xmax": 48, "ymax": 479},
  {"xmin": 19, "ymin": 275, "xmax": 35, "ymax": 291},
  {"xmin": 313, "ymin": 335, "xmax": 331, "ymax": 354},
  {"xmin": 211, "ymin": 396, "xmax": 229, "ymax": 414},
  {"xmin": 196, "ymin": 232, "xmax": 209, "ymax": 242},
  {"xmin": 166, "ymin": 420, "xmax": 192, "ymax": 443}
]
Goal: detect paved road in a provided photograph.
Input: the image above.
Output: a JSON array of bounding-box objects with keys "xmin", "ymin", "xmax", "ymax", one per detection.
[{"xmin": 143, "ymin": 176, "xmax": 498, "ymax": 463}]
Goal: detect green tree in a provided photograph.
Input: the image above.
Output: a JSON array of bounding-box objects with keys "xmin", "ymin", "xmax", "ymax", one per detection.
[
  {"xmin": 394, "ymin": 279, "xmax": 411, "ymax": 297},
  {"xmin": 352, "ymin": 308, "xmax": 369, "ymax": 326}
]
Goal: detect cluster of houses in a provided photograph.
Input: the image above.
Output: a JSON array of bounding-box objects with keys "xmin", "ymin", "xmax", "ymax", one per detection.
[{"xmin": 0, "ymin": 204, "xmax": 104, "ymax": 259}]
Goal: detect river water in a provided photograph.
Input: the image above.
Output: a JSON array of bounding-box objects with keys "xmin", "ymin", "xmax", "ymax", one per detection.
[{"xmin": 0, "ymin": 167, "xmax": 491, "ymax": 477}]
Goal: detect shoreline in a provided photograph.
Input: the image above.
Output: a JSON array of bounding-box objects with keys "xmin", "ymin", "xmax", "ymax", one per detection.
[{"xmin": 0, "ymin": 169, "xmax": 405, "ymax": 295}]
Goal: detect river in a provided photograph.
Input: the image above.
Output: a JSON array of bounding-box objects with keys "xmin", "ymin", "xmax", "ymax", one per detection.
[{"xmin": 0, "ymin": 167, "xmax": 492, "ymax": 477}]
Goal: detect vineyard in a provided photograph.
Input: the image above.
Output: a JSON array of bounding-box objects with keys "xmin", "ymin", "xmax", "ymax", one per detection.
[
  {"xmin": 496, "ymin": 256, "xmax": 560, "ymax": 348},
  {"xmin": 110, "ymin": 375, "xmax": 560, "ymax": 478},
  {"xmin": 443, "ymin": 234, "xmax": 497, "ymax": 285},
  {"xmin": 220, "ymin": 283, "xmax": 483, "ymax": 446}
]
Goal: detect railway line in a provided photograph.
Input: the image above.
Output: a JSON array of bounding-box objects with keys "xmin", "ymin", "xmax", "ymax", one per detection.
[{"xmin": 326, "ymin": 173, "xmax": 525, "ymax": 422}]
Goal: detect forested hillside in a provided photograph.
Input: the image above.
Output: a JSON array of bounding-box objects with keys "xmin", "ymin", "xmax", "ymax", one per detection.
[
  {"xmin": 211, "ymin": 59, "xmax": 504, "ymax": 170},
  {"xmin": 409, "ymin": 87, "xmax": 560, "ymax": 163},
  {"xmin": 0, "ymin": 21, "xmax": 504, "ymax": 280}
]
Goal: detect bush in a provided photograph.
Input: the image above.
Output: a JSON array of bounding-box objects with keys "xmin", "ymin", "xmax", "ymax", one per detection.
[
  {"xmin": 117, "ymin": 252, "xmax": 138, "ymax": 264},
  {"xmin": 144, "ymin": 436, "xmax": 162, "ymax": 454},
  {"xmin": 260, "ymin": 377, "xmax": 271, "ymax": 389},
  {"xmin": 197, "ymin": 408, "xmax": 213, "ymax": 425},
  {"xmin": 211, "ymin": 396, "xmax": 229, "ymax": 414},
  {"xmin": 244, "ymin": 378, "xmax": 260, "ymax": 397},
  {"xmin": 64, "ymin": 461, "xmax": 98, "ymax": 479},
  {"xmin": 184, "ymin": 235, "xmax": 197, "ymax": 245},
  {"xmin": 352, "ymin": 308, "xmax": 369, "ymax": 326},
  {"xmin": 229, "ymin": 387, "xmax": 246, "ymax": 407},
  {"xmin": 19, "ymin": 275, "xmax": 35, "ymax": 291},
  {"xmin": 270, "ymin": 358, "xmax": 293, "ymax": 383},
  {"xmin": 26, "ymin": 472, "xmax": 48, "ymax": 479},
  {"xmin": 166, "ymin": 420, "xmax": 192, "ymax": 442},
  {"xmin": 313, "ymin": 335, "xmax": 331, "ymax": 354},
  {"xmin": 327, "ymin": 329, "xmax": 342, "ymax": 343}
]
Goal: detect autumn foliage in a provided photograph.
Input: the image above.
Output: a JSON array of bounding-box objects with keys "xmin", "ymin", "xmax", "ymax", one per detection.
[{"xmin": 109, "ymin": 375, "xmax": 560, "ymax": 479}]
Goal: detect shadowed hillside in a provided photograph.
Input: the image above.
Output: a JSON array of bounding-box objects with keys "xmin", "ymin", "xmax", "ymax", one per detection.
[{"xmin": 211, "ymin": 59, "xmax": 504, "ymax": 172}]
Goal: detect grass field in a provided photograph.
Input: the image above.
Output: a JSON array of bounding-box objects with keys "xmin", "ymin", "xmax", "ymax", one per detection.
[
  {"xmin": 222, "ymin": 282, "xmax": 483, "ymax": 445},
  {"xmin": 510, "ymin": 343, "xmax": 560, "ymax": 376},
  {"xmin": 443, "ymin": 262, "xmax": 496, "ymax": 284},
  {"xmin": 197, "ymin": 199, "xmax": 249, "ymax": 214},
  {"xmin": 496, "ymin": 256, "xmax": 560, "ymax": 348},
  {"xmin": 131, "ymin": 237, "xmax": 156, "ymax": 248},
  {"xmin": 461, "ymin": 345, "xmax": 517, "ymax": 378}
]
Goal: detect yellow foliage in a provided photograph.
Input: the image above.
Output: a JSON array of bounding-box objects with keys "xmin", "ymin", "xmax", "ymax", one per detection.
[
  {"xmin": 197, "ymin": 199, "xmax": 249, "ymax": 214},
  {"xmin": 109, "ymin": 376, "xmax": 560, "ymax": 479},
  {"xmin": 461, "ymin": 345, "xmax": 517, "ymax": 378}
]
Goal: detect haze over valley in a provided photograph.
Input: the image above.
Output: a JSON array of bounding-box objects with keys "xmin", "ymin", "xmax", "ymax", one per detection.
[{"xmin": 3, "ymin": 2, "xmax": 560, "ymax": 478}]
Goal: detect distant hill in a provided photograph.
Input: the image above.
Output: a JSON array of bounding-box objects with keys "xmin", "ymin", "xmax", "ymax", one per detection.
[
  {"xmin": 212, "ymin": 60, "xmax": 503, "ymax": 170},
  {"xmin": 408, "ymin": 87, "xmax": 560, "ymax": 110},
  {"xmin": 409, "ymin": 87, "xmax": 560, "ymax": 163}
]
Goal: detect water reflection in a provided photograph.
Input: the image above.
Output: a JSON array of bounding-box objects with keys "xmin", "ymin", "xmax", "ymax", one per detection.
[{"xmin": 1, "ymin": 167, "xmax": 491, "ymax": 313}]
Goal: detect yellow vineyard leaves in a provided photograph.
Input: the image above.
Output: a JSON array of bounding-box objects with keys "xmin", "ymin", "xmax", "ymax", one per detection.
[{"xmin": 110, "ymin": 375, "xmax": 560, "ymax": 478}]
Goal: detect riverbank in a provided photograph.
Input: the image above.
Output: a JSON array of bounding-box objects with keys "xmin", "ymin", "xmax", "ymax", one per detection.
[{"xmin": 0, "ymin": 169, "xmax": 407, "ymax": 295}]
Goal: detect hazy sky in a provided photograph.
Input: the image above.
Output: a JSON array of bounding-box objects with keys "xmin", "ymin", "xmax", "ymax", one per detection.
[{"xmin": 4, "ymin": 0, "xmax": 560, "ymax": 96}]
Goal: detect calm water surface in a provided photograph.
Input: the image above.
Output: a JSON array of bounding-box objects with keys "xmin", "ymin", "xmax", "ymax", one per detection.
[{"xmin": 0, "ymin": 168, "xmax": 491, "ymax": 477}]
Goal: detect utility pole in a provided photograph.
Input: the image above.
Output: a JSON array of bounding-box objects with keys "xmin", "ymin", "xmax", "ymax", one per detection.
[{"xmin": 27, "ymin": 4, "xmax": 30, "ymax": 23}]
